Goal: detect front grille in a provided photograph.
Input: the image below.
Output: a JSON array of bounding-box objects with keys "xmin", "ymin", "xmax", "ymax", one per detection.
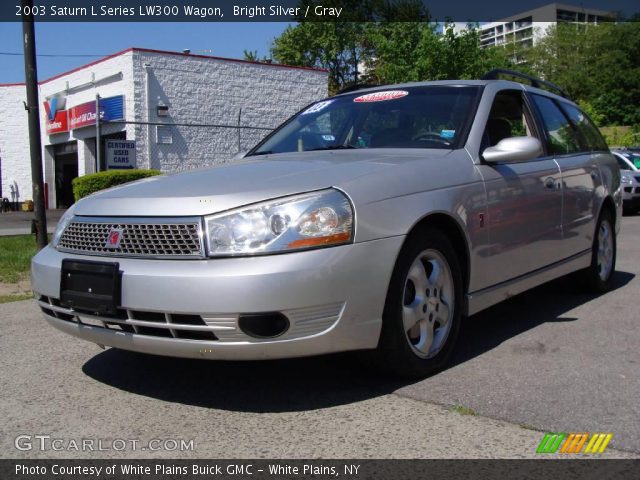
[
  {"xmin": 58, "ymin": 217, "xmax": 204, "ymax": 258},
  {"xmin": 38, "ymin": 296, "xmax": 217, "ymax": 341},
  {"xmin": 624, "ymin": 187, "xmax": 633, "ymax": 193}
]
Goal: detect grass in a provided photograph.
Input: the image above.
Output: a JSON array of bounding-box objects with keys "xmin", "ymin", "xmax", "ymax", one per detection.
[
  {"xmin": 0, "ymin": 235, "xmax": 38, "ymax": 283},
  {"xmin": 449, "ymin": 404, "xmax": 478, "ymax": 416},
  {"xmin": 0, "ymin": 293, "xmax": 33, "ymax": 304}
]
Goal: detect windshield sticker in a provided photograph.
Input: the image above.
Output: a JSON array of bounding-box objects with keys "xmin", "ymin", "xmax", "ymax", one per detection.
[
  {"xmin": 440, "ymin": 129, "xmax": 456, "ymax": 139},
  {"xmin": 322, "ymin": 134, "xmax": 336, "ymax": 142},
  {"xmin": 354, "ymin": 90, "xmax": 409, "ymax": 103},
  {"xmin": 301, "ymin": 100, "xmax": 334, "ymax": 115}
]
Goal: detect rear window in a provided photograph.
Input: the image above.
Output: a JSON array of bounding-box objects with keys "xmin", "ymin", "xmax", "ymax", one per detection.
[
  {"xmin": 559, "ymin": 102, "xmax": 609, "ymax": 152},
  {"xmin": 250, "ymin": 86, "xmax": 480, "ymax": 155},
  {"xmin": 531, "ymin": 94, "xmax": 582, "ymax": 155}
]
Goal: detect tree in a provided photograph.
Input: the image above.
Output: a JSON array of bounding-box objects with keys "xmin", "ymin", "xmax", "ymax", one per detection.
[
  {"xmin": 243, "ymin": 50, "xmax": 259, "ymax": 62},
  {"xmin": 525, "ymin": 22, "xmax": 640, "ymax": 125},
  {"xmin": 271, "ymin": 0, "xmax": 430, "ymax": 93}
]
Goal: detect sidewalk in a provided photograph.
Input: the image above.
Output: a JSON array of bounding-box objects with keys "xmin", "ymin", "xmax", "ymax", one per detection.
[{"xmin": 0, "ymin": 209, "xmax": 64, "ymax": 236}]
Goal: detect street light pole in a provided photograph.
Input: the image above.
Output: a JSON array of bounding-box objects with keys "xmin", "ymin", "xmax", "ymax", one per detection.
[{"xmin": 21, "ymin": 0, "xmax": 48, "ymax": 249}]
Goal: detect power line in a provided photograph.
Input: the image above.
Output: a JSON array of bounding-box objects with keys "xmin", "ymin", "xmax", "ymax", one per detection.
[{"xmin": 0, "ymin": 52, "xmax": 107, "ymax": 57}]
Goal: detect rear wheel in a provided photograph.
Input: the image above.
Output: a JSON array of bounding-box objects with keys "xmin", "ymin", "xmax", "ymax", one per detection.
[
  {"xmin": 376, "ymin": 227, "xmax": 463, "ymax": 378},
  {"xmin": 577, "ymin": 209, "xmax": 616, "ymax": 293}
]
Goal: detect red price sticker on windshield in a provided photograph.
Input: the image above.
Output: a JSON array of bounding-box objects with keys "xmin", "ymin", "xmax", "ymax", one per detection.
[{"xmin": 354, "ymin": 90, "xmax": 409, "ymax": 103}]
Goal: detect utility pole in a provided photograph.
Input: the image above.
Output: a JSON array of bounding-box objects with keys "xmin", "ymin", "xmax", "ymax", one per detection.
[
  {"xmin": 95, "ymin": 94, "xmax": 101, "ymax": 172},
  {"xmin": 21, "ymin": 0, "xmax": 47, "ymax": 249}
]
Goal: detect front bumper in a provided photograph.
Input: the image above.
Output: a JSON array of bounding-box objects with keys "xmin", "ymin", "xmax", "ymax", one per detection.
[{"xmin": 32, "ymin": 237, "xmax": 404, "ymax": 360}]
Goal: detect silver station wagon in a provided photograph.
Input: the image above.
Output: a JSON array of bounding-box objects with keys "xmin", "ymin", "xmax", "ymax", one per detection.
[{"xmin": 32, "ymin": 69, "xmax": 621, "ymax": 377}]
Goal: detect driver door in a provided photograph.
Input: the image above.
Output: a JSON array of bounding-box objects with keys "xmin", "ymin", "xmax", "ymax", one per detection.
[{"xmin": 476, "ymin": 90, "xmax": 563, "ymax": 287}]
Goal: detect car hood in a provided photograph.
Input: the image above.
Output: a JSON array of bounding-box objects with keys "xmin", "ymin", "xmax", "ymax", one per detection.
[{"xmin": 73, "ymin": 149, "xmax": 452, "ymax": 217}]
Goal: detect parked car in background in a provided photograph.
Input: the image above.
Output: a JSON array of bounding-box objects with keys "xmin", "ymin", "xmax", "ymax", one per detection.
[
  {"xmin": 32, "ymin": 70, "xmax": 621, "ymax": 377},
  {"xmin": 612, "ymin": 150, "xmax": 640, "ymax": 213}
]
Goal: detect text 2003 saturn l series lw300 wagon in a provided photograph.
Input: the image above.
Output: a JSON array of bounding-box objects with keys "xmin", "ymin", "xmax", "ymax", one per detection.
[{"xmin": 32, "ymin": 70, "xmax": 621, "ymax": 377}]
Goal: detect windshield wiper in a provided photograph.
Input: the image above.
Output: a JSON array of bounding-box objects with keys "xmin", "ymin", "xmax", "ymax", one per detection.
[{"xmin": 308, "ymin": 144, "xmax": 357, "ymax": 151}]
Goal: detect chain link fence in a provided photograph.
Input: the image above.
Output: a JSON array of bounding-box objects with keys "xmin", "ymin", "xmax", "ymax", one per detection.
[{"xmin": 100, "ymin": 111, "xmax": 275, "ymax": 172}]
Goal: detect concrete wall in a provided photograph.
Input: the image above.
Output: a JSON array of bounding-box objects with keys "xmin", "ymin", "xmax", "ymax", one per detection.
[
  {"xmin": 0, "ymin": 85, "xmax": 30, "ymax": 206},
  {"xmin": 131, "ymin": 50, "xmax": 328, "ymax": 171}
]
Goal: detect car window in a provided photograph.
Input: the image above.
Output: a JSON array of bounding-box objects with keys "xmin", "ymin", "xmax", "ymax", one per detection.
[
  {"xmin": 615, "ymin": 156, "xmax": 631, "ymax": 170},
  {"xmin": 249, "ymin": 86, "xmax": 480, "ymax": 155},
  {"xmin": 531, "ymin": 94, "xmax": 582, "ymax": 155},
  {"xmin": 482, "ymin": 90, "xmax": 539, "ymax": 152},
  {"xmin": 560, "ymin": 102, "xmax": 609, "ymax": 151},
  {"xmin": 623, "ymin": 152, "xmax": 640, "ymax": 169}
]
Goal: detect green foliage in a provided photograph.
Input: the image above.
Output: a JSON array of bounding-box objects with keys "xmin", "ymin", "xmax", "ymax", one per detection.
[
  {"xmin": 271, "ymin": 9, "xmax": 639, "ymax": 126},
  {"xmin": 243, "ymin": 50, "xmax": 259, "ymax": 62},
  {"xmin": 367, "ymin": 23, "xmax": 511, "ymax": 84},
  {"xmin": 600, "ymin": 125, "xmax": 640, "ymax": 147},
  {"xmin": 0, "ymin": 235, "xmax": 37, "ymax": 283},
  {"xmin": 525, "ymin": 22, "xmax": 640, "ymax": 126},
  {"xmin": 72, "ymin": 169, "xmax": 162, "ymax": 201},
  {"xmin": 271, "ymin": 1, "xmax": 430, "ymax": 93},
  {"xmin": 0, "ymin": 294, "xmax": 33, "ymax": 304}
]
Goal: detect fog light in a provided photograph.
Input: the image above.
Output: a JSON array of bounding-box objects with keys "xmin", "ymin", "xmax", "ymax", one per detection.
[{"xmin": 238, "ymin": 312, "xmax": 290, "ymax": 338}]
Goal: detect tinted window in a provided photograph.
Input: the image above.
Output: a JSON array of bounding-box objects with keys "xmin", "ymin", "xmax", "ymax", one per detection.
[
  {"xmin": 560, "ymin": 102, "xmax": 609, "ymax": 151},
  {"xmin": 531, "ymin": 95, "xmax": 581, "ymax": 155},
  {"xmin": 615, "ymin": 156, "xmax": 631, "ymax": 170},
  {"xmin": 620, "ymin": 152, "xmax": 640, "ymax": 169},
  {"xmin": 250, "ymin": 86, "xmax": 480, "ymax": 155}
]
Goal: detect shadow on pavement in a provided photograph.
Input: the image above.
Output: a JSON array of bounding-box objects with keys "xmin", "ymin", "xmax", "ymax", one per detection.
[
  {"xmin": 82, "ymin": 271, "xmax": 634, "ymax": 412},
  {"xmin": 450, "ymin": 270, "xmax": 634, "ymax": 367}
]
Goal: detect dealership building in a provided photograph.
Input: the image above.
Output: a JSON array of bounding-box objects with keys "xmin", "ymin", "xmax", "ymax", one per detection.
[{"xmin": 0, "ymin": 48, "xmax": 327, "ymax": 209}]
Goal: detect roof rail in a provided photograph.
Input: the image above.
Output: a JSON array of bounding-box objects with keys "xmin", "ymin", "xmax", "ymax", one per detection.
[
  {"xmin": 481, "ymin": 69, "xmax": 569, "ymax": 99},
  {"xmin": 336, "ymin": 83, "xmax": 380, "ymax": 95}
]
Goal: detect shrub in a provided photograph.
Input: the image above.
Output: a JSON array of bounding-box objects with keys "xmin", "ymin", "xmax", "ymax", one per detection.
[{"xmin": 72, "ymin": 169, "xmax": 162, "ymax": 201}]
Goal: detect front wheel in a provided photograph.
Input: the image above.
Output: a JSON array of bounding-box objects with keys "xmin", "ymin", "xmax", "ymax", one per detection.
[
  {"xmin": 577, "ymin": 209, "xmax": 616, "ymax": 293},
  {"xmin": 375, "ymin": 227, "xmax": 463, "ymax": 378}
]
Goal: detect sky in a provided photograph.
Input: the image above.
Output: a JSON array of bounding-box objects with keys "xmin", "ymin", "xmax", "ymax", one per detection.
[{"xmin": 0, "ymin": 22, "xmax": 290, "ymax": 84}]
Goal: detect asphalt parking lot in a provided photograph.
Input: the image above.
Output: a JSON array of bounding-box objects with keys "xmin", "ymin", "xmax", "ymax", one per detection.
[{"xmin": 1, "ymin": 215, "xmax": 639, "ymax": 459}]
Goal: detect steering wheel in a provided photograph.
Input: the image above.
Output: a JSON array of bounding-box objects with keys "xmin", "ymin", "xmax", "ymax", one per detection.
[{"xmin": 411, "ymin": 132, "xmax": 452, "ymax": 146}]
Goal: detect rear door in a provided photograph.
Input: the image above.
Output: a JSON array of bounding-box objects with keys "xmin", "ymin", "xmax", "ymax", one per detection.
[{"xmin": 530, "ymin": 95, "xmax": 602, "ymax": 258}]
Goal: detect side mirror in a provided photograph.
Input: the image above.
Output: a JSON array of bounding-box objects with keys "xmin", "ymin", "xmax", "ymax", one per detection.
[{"xmin": 482, "ymin": 136, "xmax": 543, "ymax": 164}]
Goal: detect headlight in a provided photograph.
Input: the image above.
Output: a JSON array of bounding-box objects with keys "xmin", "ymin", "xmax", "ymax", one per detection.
[
  {"xmin": 51, "ymin": 207, "xmax": 75, "ymax": 247},
  {"xmin": 204, "ymin": 189, "xmax": 353, "ymax": 256},
  {"xmin": 621, "ymin": 173, "xmax": 632, "ymax": 185}
]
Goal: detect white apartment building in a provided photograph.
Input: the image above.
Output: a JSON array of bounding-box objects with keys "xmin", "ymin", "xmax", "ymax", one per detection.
[{"xmin": 478, "ymin": 3, "xmax": 615, "ymax": 49}]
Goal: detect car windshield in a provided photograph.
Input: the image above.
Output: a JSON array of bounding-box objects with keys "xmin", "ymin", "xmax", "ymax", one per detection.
[
  {"xmin": 249, "ymin": 86, "xmax": 480, "ymax": 155},
  {"xmin": 618, "ymin": 152, "xmax": 640, "ymax": 170}
]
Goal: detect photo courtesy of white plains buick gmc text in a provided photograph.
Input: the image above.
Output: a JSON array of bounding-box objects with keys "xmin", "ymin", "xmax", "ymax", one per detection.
[{"xmin": 32, "ymin": 70, "xmax": 621, "ymax": 377}]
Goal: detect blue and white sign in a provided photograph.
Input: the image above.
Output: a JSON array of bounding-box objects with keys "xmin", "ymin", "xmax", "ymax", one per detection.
[{"xmin": 106, "ymin": 140, "xmax": 136, "ymax": 170}]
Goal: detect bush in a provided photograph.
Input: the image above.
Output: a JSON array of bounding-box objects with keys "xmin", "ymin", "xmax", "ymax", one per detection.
[
  {"xmin": 600, "ymin": 126, "xmax": 639, "ymax": 148},
  {"xmin": 72, "ymin": 169, "xmax": 162, "ymax": 201}
]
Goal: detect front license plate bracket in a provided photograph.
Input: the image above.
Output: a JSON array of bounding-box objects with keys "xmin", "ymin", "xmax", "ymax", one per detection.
[{"xmin": 60, "ymin": 259, "xmax": 121, "ymax": 315}]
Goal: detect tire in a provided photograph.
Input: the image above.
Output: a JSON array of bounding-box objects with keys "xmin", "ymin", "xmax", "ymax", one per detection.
[
  {"xmin": 375, "ymin": 227, "xmax": 463, "ymax": 378},
  {"xmin": 577, "ymin": 209, "xmax": 616, "ymax": 293}
]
